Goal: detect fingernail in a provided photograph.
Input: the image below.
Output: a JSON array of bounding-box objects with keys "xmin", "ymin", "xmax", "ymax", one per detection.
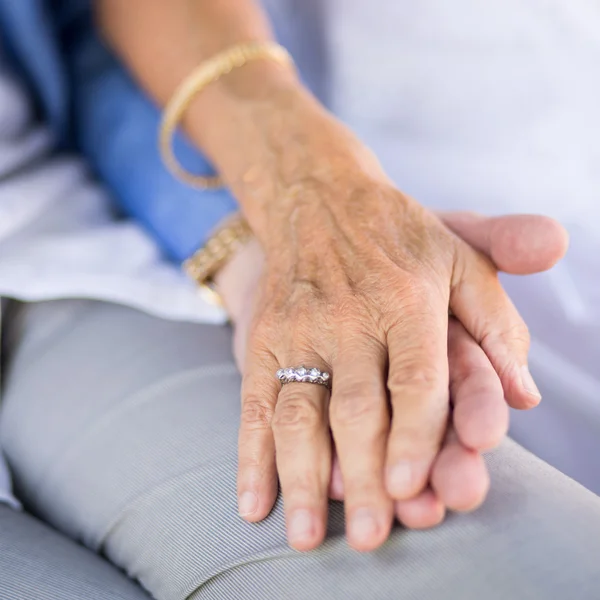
[
  {"xmin": 238, "ymin": 491, "xmax": 258, "ymax": 517},
  {"xmin": 520, "ymin": 366, "xmax": 542, "ymax": 400},
  {"xmin": 288, "ymin": 509, "xmax": 315, "ymax": 544},
  {"xmin": 350, "ymin": 508, "xmax": 379, "ymax": 545},
  {"xmin": 387, "ymin": 461, "xmax": 415, "ymax": 497}
]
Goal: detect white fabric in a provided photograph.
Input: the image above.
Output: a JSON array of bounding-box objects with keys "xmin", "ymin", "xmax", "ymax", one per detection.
[
  {"xmin": 0, "ymin": 63, "xmax": 226, "ymax": 326},
  {"xmin": 1, "ymin": 1, "xmax": 599, "ymax": 502}
]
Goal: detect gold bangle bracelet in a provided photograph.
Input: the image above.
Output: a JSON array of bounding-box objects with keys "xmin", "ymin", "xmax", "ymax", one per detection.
[{"xmin": 159, "ymin": 41, "xmax": 294, "ymax": 189}]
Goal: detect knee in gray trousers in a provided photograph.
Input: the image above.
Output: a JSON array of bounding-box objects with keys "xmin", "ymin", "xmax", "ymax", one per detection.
[{"xmin": 2, "ymin": 300, "xmax": 600, "ymax": 600}]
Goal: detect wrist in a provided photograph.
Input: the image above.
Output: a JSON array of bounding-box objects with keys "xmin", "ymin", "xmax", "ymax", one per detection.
[
  {"xmin": 213, "ymin": 237, "xmax": 263, "ymax": 323},
  {"xmin": 181, "ymin": 54, "xmax": 388, "ymax": 255},
  {"xmin": 182, "ymin": 56, "xmax": 305, "ymax": 184},
  {"xmin": 184, "ymin": 63, "xmax": 380, "ymax": 224}
]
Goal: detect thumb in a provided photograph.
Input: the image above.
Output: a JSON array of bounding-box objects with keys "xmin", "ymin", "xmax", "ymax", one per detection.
[{"xmin": 437, "ymin": 211, "xmax": 569, "ymax": 275}]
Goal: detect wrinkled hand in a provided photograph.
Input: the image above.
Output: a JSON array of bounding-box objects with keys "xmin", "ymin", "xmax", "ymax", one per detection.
[
  {"xmin": 218, "ymin": 210, "xmax": 567, "ymax": 549},
  {"xmin": 244, "ymin": 161, "xmax": 555, "ymax": 552}
]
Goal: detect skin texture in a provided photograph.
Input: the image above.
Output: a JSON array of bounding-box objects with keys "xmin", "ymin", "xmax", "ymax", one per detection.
[
  {"xmin": 217, "ymin": 212, "xmax": 568, "ymax": 547},
  {"xmin": 234, "ymin": 159, "xmax": 546, "ymax": 552},
  {"xmin": 98, "ymin": 0, "xmax": 569, "ymax": 551}
]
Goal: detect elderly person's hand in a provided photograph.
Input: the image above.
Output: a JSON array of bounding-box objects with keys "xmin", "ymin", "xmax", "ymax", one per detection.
[
  {"xmin": 217, "ymin": 209, "xmax": 568, "ymax": 551},
  {"xmin": 98, "ymin": 0, "xmax": 568, "ymax": 553},
  {"xmin": 229, "ymin": 106, "xmax": 553, "ymax": 552}
]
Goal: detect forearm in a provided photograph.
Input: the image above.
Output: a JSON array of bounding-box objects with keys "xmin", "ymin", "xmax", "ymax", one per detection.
[
  {"xmin": 97, "ymin": 0, "xmax": 278, "ymax": 104},
  {"xmin": 95, "ymin": 0, "xmax": 382, "ymax": 249},
  {"xmin": 96, "ymin": 1, "xmax": 312, "ymax": 233}
]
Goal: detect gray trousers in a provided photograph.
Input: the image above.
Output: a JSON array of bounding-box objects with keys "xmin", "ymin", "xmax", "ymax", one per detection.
[{"xmin": 1, "ymin": 300, "xmax": 599, "ymax": 600}]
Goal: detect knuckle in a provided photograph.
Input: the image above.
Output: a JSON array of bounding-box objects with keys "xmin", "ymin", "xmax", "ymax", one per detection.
[
  {"xmin": 390, "ymin": 416, "xmax": 446, "ymax": 451},
  {"xmin": 330, "ymin": 384, "xmax": 387, "ymax": 429},
  {"xmin": 250, "ymin": 318, "xmax": 279, "ymax": 347},
  {"xmin": 238, "ymin": 453, "xmax": 262, "ymax": 470},
  {"xmin": 394, "ymin": 274, "xmax": 431, "ymax": 299},
  {"xmin": 388, "ymin": 363, "xmax": 442, "ymax": 394},
  {"xmin": 384, "ymin": 308, "xmax": 439, "ymax": 341},
  {"xmin": 272, "ymin": 393, "xmax": 323, "ymax": 433},
  {"xmin": 482, "ymin": 320, "xmax": 531, "ymax": 351},
  {"xmin": 241, "ymin": 396, "xmax": 275, "ymax": 431},
  {"xmin": 330, "ymin": 292, "xmax": 360, "ymax": 322},
  {"xmin": 505, "ymin": 321, "xmax": 531, "ymax": 347}
]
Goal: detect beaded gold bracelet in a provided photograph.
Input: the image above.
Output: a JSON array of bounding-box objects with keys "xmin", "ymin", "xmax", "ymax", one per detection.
[{"xmin": 183, "ymin": 213, "xmax": 253, "ymax": 305}]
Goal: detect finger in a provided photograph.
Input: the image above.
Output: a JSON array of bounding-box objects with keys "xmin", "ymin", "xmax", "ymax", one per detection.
[
  {"xmin": 431, "ymin": 426, "xmax": 490, "ymax": 512},
  {"xmin": 394, "ymin": 488, "xmax": 446, "ymax": 529},
  {"xmin": 332, "ymin": 448, "xmax": 447, "ymax": 531},
  {"xmin": 330, "ymin": 336, "xmax": 394, "ymax": 552},
  {"xmin": 333, "ymin": 455, "xmax": 447, "ymax": 531},
  {"xmin": 448, "ymin": 318, "xmax": 509, "ymax": 451},
  {"xmin": 331, "ymin": 457, "xmax": 447, "ymax": 531},
  {"xmin": 328, "ymin": 450, "xmax": 344, "ymax": 501},
  {"xmin": 272, "ymin": 362, "xmax": 332, "ymax": 551},
  {"xmin": 238, "ymin": 343, "xmax": 280, "ymax": 523},
  {"xmin": 438, "ymin": 212, "xmax": 569, "ymax": 274},
  {"xmin": 450, "ymin": 245, "xmax": 541, "ymax": 410},
  {"xmin": 385, "ymin": 290, "xmax": 450, "ymax": 501}
]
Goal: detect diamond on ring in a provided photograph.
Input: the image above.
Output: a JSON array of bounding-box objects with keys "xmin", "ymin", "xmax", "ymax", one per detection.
[{"xmin": 276, "ymin": 365, "xmax": 331, "ymax": 388}]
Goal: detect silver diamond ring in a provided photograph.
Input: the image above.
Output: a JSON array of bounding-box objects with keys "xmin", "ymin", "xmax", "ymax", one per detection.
[{"xmin": 276, "ymin": 366, "xmax": 331, "ymax": 388}]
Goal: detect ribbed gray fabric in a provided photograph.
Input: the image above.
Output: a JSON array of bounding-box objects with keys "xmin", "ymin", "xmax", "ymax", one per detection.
[
  {"xmin": 1, "ymin": 299, "xmax": 600, "ymax": 600},
  {"xmin": 0, "ymin": 504, "xmax": 149, "ymax": 600}
]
